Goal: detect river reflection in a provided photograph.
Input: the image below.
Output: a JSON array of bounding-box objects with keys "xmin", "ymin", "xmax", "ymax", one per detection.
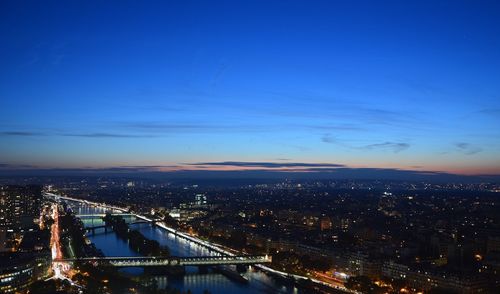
[{"xmin": 66, "ymin": 201, "xmax": 299, "ymax": 294}]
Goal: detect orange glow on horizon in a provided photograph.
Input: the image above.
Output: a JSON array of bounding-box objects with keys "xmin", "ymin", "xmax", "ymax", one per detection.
[{"xmin": 2, "ymin": 161, "xmax": 499, "ymax": 176}]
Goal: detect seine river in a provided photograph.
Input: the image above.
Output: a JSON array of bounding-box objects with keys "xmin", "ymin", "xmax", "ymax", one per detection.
[{"xmin": 66, "ymin": 200, "xmax": 299, "ymax": 294}]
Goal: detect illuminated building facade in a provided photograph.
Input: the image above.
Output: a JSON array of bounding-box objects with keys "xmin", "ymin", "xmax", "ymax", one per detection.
[
  {"xmin": 0, "ymin": 185, "xmax": 42, "ymax": 252},
  {"xmin": 0, "ymin": 252, "xmax": 50, "ymax": 293}
]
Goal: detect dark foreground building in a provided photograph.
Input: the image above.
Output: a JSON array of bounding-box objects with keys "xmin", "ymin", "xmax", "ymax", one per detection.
[
  {"xmin": 0, "ymin": 252, "xmax": 51, "ymax": 293},
  {"xmin": 0, "ymin": 185, "xmax": 42, "ymax": 252}
]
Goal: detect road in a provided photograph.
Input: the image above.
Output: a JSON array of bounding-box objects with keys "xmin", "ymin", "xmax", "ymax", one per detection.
[{"xmin": 49, "ymin": 203, "xmax": 73, "ymax": 282}]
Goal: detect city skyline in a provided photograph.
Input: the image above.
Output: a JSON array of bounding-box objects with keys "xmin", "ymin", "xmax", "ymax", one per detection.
[{"xmin": 1, "ymin": 1, "xmax": 500, "ymax": 176}]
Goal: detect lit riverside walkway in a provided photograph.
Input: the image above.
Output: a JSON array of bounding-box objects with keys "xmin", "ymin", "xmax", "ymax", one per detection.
[{"xmin": 54, "ymin": 255, "xmax": 272, "ymax": 267}]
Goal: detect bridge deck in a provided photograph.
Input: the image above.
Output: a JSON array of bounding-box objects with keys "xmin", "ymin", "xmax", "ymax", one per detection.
[
  {"xmin": 85, "ymin": 220, "xmax": 149, "ymax": 230},
  {"xmin": 55, "ymin": 255, "xmax": 271, "ymax": 267},
  {"xmin": 76, "ymin": 213, "xmax": 135, "ymax": 218}
]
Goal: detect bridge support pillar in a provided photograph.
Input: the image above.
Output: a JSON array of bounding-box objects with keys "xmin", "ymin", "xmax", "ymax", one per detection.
[{"xmin": 236, "ymin": 264, "xmax": 248, "ymax": 273}]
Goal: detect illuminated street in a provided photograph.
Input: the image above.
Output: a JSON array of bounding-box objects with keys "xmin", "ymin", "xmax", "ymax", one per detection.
[{"xmin": 49, "ymin": 203, "xmax": 71, "ymax": 280}]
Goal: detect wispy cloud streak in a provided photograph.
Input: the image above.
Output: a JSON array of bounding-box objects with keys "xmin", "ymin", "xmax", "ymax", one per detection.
[
  {"xmin": 455, "ymin": 142, "xmax": 482, "ymax": 155},
  {"xmin": 62, "ymin": 133, "xmax": 155, "ymax": 138},
  {"xmin": 321, "ymin": 135, "xmax": 410, "ymax": 153},
  {"xmin": 186, "ymin": 161, "xmax": 345, "ymax": 168},
  {"xmin": 0, "ymin": 130, "xmax": 155, "ymax": 138},
  {"xmin": 0, "ymin": 131, "xmax": 44, "ymax": 136},
  {"xmin": 361, "ymin": 142, "xmax": 410, "ymax": 153}
]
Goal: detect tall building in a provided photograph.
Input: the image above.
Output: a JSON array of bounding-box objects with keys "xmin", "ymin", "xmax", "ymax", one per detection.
[{"xmin": 0, "ymin": 185, "xmax": 42, "ymax": 251}]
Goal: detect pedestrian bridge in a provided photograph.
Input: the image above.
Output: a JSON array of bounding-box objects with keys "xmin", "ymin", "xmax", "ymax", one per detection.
[{"xmin": 54, "ymin": 255, "xmax": 271, "ymax": 267}]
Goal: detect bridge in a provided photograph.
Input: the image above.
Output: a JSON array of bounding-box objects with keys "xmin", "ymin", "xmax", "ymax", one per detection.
[
  {"xmin": 45, "ymin": 193, "xmax": 223, "ymax": 254},
  {"xmin": 76, "ymin": 213, "xmax": 135, "ymax": 218},
  {"xmin": 54, "ymin": 255, "xmax": 271, "ymax": 267},
  {"xmin": 85, "ymin": 219, "xmax": 151, "ymax": 234}
]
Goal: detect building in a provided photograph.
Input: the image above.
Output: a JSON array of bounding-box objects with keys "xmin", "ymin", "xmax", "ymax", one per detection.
[
  {"xmin": 382, "ymin": 260, "xmax": 488, "ymax": 293},
  {"xmin": 195, "ymin": 194, "xmax": 207, "ymax": 206},
  {"xmin": 0, "ymin": 185, "xmax": 42, "ymax": 230},
  {"xmin": 341, "ymin": 251, "xmax": 380, "ymax": 278},
  {"xmin": 320, "ymin": 216, "xmax": 332, "ymax": 231},
  {"xmin": 340, "ymin": 218, "xmax": 351, "ymax": 232},
  {"xmin": 487, "ymin": 236, "xmax": 500, "ymax": 253},
  {"xmin": 0, "ymin": 252, "xmax": 51, "ymax": 293},
  {"xmin": 0, "ymin": 185, "xmax": 42, "ymax": 252}
]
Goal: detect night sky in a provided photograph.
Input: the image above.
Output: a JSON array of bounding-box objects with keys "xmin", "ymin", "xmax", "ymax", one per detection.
[{"xmin": 1, "ymin": 1, "xmax": 500, "ymax": 175}]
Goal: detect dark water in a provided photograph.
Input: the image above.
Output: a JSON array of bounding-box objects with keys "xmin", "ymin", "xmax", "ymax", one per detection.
[{"xmin": 71, "ymin": 201, "xmax": 299, "ymax": 294}]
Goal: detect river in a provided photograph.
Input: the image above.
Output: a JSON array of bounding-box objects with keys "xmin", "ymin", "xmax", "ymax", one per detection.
[{"xmin": 67, "ymin": 200, "xmax": 299, "ymax": 294}]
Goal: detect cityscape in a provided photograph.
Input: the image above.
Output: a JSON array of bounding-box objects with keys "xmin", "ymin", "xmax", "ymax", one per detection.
[
  {"xmin": 1, "ymin": 1, "xmax": 500, "ymax": 294},
  {"xmin": 1, "ymin": 179, "xmax": 500, "ymax": 293}
]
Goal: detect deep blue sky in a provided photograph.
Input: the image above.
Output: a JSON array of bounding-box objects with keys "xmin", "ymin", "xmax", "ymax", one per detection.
[{"xmin": 1, "ymin": 1, "xmax": 499, "ymax": 175}]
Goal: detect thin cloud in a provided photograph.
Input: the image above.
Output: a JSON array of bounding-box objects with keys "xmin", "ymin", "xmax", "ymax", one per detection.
[
  {"xmin": 0, "ymin": 131, "xmax": 155, "ymax": 138},
  {"xmin": 117, "ymin": 165, "xmax": 177, "ymax": 168},
  {"xmin": 0, "ymin": 131, "xmax": 45, "ymax": 136},
  {"xmin": 211, "ymin": 63, "xmax": 228, "ymax": 88},
  {"xmin": 361, "ymin": 142, "xmax": 410, "ymax": 153},
  {"xmin": 320, "ymin": 134, "xmax": 353, "ymax": 149},
  {"xmin": 62, "ymin": 133, "xmax": 156, "ymax": 138},
  {"xmin": 455, "ymin": 142, "xmax": 482, "ymax": 155},
  {"xmin": 103, "ymin": 166, "xmax": 176, "ymax": 172},
  {"xmin": 308, "ymin": 124, "xmax": 365, "ymax": 131},
  {"xmin": 127, "ymin": 123, "xmax": 219, "ymax": 130},
  {"xmin": 265, "ymin": 91, "xmax": 419, "ymax": 126},
  {"xmin": 124, "ymin": 122, "xmax": 272, "ymax": 134},
  {"xmin": 186, "ymin": 161, "xmax": 345, "ymax": 168},
  {"xmin": 321, "ymin": 134, "xmax": 336, "ymax": 143},
  {"xmin": 322, "ymin": 136, "xmax": 410, "ymax": 153},
  {"xmin": 479, "ymin": 108, "xmax": 500, "ymax": 117},
  {"xmin": 0, "ymin": 163, "xmax": 37, "ymax": 169}
]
